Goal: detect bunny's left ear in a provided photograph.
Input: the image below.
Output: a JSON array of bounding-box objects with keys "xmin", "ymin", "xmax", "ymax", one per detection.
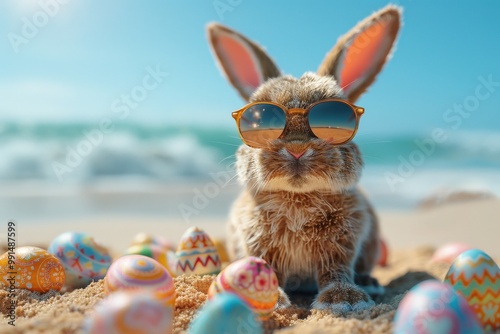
[{"xmin": 318, "ymin": 5, "xmax": 402, "ymax": 102}]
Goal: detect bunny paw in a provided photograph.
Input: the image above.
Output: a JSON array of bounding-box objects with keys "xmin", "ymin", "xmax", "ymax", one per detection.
[
  {"xmin": 275, "ymin": 287, "xmax": 292, "ymax": 309},
  {"xmin": 311, "ymin": 281, "xmax": 375, "ymax": 315}
]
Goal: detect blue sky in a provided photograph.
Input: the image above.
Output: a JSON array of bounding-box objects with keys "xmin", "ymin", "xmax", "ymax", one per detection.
[{"xmin": 1, "ymin": 0, "xmax": 499, "ymax": 135}]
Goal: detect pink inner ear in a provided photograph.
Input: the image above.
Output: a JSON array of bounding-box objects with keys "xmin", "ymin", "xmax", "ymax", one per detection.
[
  {"xmin": 339, "ymin": 19, "xmax": 391, "ymax": 90},
  {"xmin": 218, "ymin": 34, "xmax": 262, "ymax": 90}
]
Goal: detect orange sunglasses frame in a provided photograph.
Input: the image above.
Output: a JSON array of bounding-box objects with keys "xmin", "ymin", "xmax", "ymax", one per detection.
[{"xmin": 231, "ymin": 98, "xmax": 365, "ymax": 148}]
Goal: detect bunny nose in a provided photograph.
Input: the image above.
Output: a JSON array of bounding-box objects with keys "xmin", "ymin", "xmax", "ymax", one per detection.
[{"xmin": 286, "ymin": 149, "xmax": 305, "ymax": 160}]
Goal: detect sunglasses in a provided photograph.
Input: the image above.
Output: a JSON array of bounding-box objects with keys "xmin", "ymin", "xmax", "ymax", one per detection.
[{"xmin": 232, "ymin": 98, "xmax": 364, "ymax": 148}]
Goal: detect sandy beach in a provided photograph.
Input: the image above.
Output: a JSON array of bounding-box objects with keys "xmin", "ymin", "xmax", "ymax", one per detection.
[{"xmin": 0, "ymin": 197, "xmax": 498, "ymax": 333}]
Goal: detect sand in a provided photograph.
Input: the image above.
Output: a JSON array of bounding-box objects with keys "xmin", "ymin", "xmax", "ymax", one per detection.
[{"xmin": 0, "ymin": 198, "xmax": 499, "ymax": 333}]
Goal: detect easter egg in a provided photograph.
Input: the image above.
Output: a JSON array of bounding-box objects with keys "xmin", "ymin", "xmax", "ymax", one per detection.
[
  {"xmin": 394, "ymin": 280, "xmax": 482, "ymax": 334},
  {"xmin": 431, "ymin": 242, "xmax": 473, "ymax": 264},
  {"xmin": 104, "ymin": 255, "xmax": 175, "ymax": 307},
  {"xmin": 0, "ymin": 246, "xmax": 65, "ymax": 293},
  {"xmin": 48, "ymin": 232, "xmax": 112, "ymax": 288},
  {"xmin": 131, "ymin": 233, "xmax": 174, "ymax": 251},
  {"xmin": 125, "ymin": 244, "xmax": 176, "ymax": 277},
  {"xmin": 444, "ymin": 248, "xmax": 500, "ymax": 330},
  {"xmin": 175, "ymin": 227, "xmax": 221, "ymax": 275},
  {"xmin": 377, "ymin": 238, "xmax": 389, "ymax": 267},
  {"xmin": 208, "ymin": 256, "xmax": 279, "ymax": 320},
  {"xmin": 83, "ymin": 292, "xmax": 173, "ymax": 334},
  {"xmin": 212, "ymin": 238, "xmax": 230, "ymax": 263},
  {"xmin": 190, "ymin": 293, "xmax": 263, "ymax": 334}
]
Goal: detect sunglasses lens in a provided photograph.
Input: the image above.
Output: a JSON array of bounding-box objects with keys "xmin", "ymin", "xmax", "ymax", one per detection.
[
  {"xmin": 239, "ymin": 103, "xmax": 286, "ymax": 147},
  {"xmin": 308, "ymin": 101, "xmax": 357, "ymax": 144}
]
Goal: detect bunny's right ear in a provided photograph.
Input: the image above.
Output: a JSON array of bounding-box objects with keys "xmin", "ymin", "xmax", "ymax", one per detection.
[{"xmin": 207, "ymin": 23, "xmax": 281, "ymax": 101}]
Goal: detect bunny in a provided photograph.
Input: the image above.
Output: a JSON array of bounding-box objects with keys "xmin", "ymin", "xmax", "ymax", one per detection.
[{"xmin": 207, "ymin": 5, "xmax": 401, "ymax": 314}]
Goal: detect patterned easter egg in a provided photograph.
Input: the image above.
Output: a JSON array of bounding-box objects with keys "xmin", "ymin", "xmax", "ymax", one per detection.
[
  {"xmin": 83, "ymin": 292, "xmax": 173, "ymax": 334},
  {"xmin": 104, "ymin": 255, "xmax": 175, "ymax": 307},
  {"xmin": 0, "ymin": 246, "xmax": 65, "ymax": 293},
  {"xmin": 394, "ymin": 280, "xmax": 482, "ymax": 334},
  {"xmin": 190, "ymin": 293, "xmax": 263, "ymax": 334},
  {"xmin": 130, "ymin": 233, "xmax": 174, "ymax": 251},
  {"xmin": 444, "ymin": 249, "xmax": 500, "ymax": 330},
  {"xmin": 431, "ymin": 242, "xmax": 473, "ymax": 264},
  {"xmin": 208, "ymin": 256, "xmax": 279, "ymax": 320},
  {"xmin": 48, "ymin": 232, "xmax": 112, "ymax": 288},
  {"xmin": 125, "ymin": 244, "xmax": 176, "ymax": 277},
  {"xmin": 377, "ymin": 238, "xmax": 389, "ymax": 267},
  {"xmin": 175, "ymin": 227, "xmax": 221, "ymax": 275}
]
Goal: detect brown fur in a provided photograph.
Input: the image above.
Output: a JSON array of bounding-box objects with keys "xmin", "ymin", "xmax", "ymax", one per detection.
[{"xmin": 207, "ymin": 5, "xmax": 401, "ymax": 312}]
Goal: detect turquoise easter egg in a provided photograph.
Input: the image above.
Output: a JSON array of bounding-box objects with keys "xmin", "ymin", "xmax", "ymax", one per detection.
[
  {"xmin": 444, "ymin": 248, "xmax": 500, "ymax": 330},
  {"xmin": 394, "ymin": 280, "xmax": 482, "ymax": 334},
  {"xmin": 189, "ymin": 293, "xmax": 263, "ymax": 334},
  {"xmin": 48, "ymin": 232, "xmax": 112, "ymax": 288}
]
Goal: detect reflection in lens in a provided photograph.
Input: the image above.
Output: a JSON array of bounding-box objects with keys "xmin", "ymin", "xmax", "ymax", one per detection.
[
  {"xmin": 239, "ymin": 104, "xmax": 286, "ymax": 147},
  {"xmin": 308, "ymin": 101, "xmax": 357, "ymax": 144}
]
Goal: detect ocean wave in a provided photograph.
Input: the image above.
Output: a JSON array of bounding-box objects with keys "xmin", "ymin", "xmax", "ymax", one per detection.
[{"xmin": 0, "ymin": 122, "xmax": 498, "ymax": 186}]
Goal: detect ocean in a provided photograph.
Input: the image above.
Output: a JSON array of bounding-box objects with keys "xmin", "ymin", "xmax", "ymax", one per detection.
[{"xmin": 1, "ymin": 122, "xmax": 498, "ymax": 222}]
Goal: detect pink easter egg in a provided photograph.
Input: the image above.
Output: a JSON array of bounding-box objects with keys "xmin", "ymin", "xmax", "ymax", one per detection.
[
  {"xmin": 83, "ymin": 292, "xmax": 173, "ymax": 334},
  {"xmin": 431, "ymin": 242, "xmax": 473, "ymax": 264},
  {"xmin": 208, "ymin": 256, "xmax": 279, "ymax": 320}
]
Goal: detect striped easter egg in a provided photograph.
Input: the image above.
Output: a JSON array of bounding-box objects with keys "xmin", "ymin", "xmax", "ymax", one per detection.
[
  {"xmin": 104, "ymin": 255, "xmax": 175, "ymax": 307},
  {"xmin": 444, "ymin": 249, "xmax": 500, "ymax": 330}
]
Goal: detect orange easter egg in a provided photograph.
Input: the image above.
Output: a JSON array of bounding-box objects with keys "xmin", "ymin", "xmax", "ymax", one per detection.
[
  {"xmin": 0, "ymin": 246, "xmax": 65, "ymax": 293},
  {"xmin": 212, "ymin": 238, "xmax": 230, "ymax": 263}
]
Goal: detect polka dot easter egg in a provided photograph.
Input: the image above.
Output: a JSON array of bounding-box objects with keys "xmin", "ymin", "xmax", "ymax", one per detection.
[
  {"xmin": 394, "ymin": 280, "xmax": 482, "ymax": 334},
  {"xmin": 175, "ymin": 227, "xmax": 221, "ymax": 275},
  {"xmin": 83, "ymin": 292, "xmax": 173, "ymax": 334},
  {"xmin": 0, "ymin": 246, "xmax": 65, "ymax": 293},
  {"xmin": 444, "ymin": 248, "xmax": 500, "ymax": 330},
  {"xmin": 208, "ymin": 256, "xmax": 279, "ymax": 320},
  {"xmin": 48, "ymin": 232, "xmax": 112, "ymax": 289},
  {"xmin": 190, "ymin": 293, "xmax": 263, "ymax": 334},
  {"xmin": 104, "ymin": 255, "xmax": 176, "ymax": 307}
]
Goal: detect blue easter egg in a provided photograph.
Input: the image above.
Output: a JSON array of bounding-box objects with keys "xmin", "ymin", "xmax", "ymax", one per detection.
[
  {"xmin": 394, "ymin": 280, "xmax": 483, "ymax": 334},
  {"xmin": 48, "ymin": 232, "xmax": 112, "ymax": 288},
  {"xmin": 189, "ymin": 293, "xmax": 263, "ymax": 334}
]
